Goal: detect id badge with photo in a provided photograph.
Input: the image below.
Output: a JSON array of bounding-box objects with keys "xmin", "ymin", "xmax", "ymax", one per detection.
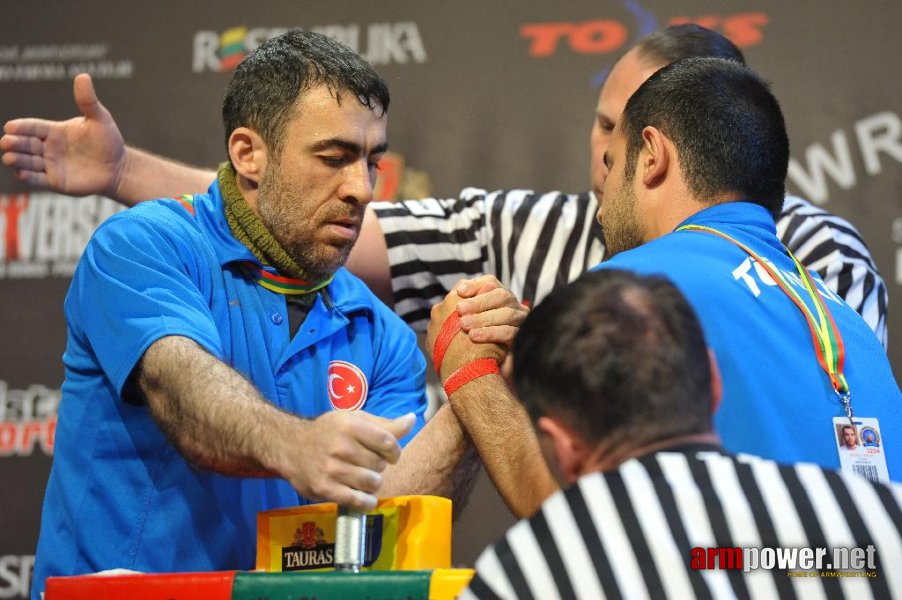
[{"xmin": 833, "ymin": 416, "xmax": 890, "ymax": 483}]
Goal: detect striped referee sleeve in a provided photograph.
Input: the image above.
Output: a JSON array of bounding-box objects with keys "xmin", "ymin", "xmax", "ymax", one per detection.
[
  {"xmin": 777, "ymin": 196, "xmax": 888, "ymax": 346},
  {"xmin": 374, "ymin": 188, "xmax": 603, "ymax": 332},
  {"xmin": 375, "ymin": 192, "xmax": 490, "ymax": 329}
]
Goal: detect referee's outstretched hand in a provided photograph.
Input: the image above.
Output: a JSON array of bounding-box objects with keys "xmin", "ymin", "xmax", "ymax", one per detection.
[{"xmin": 1, "ymin": 73, "xmax": 127, "ymax": 197}]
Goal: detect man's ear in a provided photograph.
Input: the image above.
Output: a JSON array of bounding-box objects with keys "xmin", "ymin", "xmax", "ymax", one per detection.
[
  {"xmin": 536, "ymin": 415, "xmax": 589, "ymax": 485},
  {"xmin": 708, "ymin": 348, "xmax": 723, "ymax": 415},
  {"xmin": 639, "ymin": 125, "xmax": 670, "ymax": 188},
  {"xmin": 227, "ymin": 127, "xmax": 269, "ymax": 185}
]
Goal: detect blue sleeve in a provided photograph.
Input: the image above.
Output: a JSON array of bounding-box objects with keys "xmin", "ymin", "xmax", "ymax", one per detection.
[
  {"xmin": 65, "ymin": 210, "xmax": 225, "ymax": 397},
  {"xmin": 366, "ymin": 302, "xmax": 429, "ymax": 447}
]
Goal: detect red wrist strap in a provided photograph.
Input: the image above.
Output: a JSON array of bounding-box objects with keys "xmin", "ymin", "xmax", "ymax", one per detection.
[
  {"xmin": 443, "ymin": 358, "xmax": 500, "ymax": 397},
  {"xmin": 432, "ymin": 311, "xmax": 462, "ymax": 374}
]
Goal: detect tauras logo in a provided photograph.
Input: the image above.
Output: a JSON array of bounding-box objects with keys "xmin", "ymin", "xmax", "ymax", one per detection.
[
  {"xmin": 282, "ymin": 545, "xmax": 335, "ymax": 571},
  {"xmin": 0, "ymin": 380, "xmax": 59, "ymax": 458},
  {"xmin": 282, "ymin": 521, "xmax": 334, "ymax": 570},
  {"xmin": 192, "ymin": 22, "xmax": 427, "ymax": 73},
  {"xmin": 281, "ymin": 515, "xmax": 385, "ymax": 571},
  {"xmin": 0, "ymin": 192, "xmax": 123, "ymax": 279}
]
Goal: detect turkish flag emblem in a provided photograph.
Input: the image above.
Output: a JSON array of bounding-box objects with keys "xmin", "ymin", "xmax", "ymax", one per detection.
[{"xmin": 327, "ymin": 361, "xmax": 368, "ymax": 411}]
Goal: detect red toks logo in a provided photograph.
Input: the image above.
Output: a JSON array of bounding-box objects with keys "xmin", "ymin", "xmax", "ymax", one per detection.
[{"xmin": 520, "ymin": 12, "xmax": 769, "ymax": 58}]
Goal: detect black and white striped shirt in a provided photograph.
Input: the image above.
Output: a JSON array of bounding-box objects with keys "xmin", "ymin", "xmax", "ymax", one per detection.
[
  {"xmin": 461, "ymin": 445, "xmax": 902, "ymax": 600},
  {"xmin": 374, "ymin": 190, "xmax": 888, "ymax": 347}
]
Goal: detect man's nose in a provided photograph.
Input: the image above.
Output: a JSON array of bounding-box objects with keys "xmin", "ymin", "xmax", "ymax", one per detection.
[{"xmin": 340, "ymin": 160, "xmax": 374, "ymax": 204}]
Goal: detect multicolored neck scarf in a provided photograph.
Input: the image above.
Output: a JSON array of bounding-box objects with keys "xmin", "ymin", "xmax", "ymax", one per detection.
[{"xmin": 217, "ymin": 162, "xmax": 332, "ymax": 295}]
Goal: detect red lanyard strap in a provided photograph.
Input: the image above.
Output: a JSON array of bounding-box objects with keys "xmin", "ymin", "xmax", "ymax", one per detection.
[{"xmin": 677, "ymin": 224, "xmax": 850, "ymax": 409}]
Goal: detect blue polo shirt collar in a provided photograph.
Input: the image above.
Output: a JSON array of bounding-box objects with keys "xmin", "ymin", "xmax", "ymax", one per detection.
[{"xmin": 674, "ymin": 201, "xmax": 776, "ymax": 234}]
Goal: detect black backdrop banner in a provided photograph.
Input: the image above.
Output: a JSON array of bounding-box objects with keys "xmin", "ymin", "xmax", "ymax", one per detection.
[{"xmin": 1, "ymin": 2, "xmax": 900, "ymax": 597}]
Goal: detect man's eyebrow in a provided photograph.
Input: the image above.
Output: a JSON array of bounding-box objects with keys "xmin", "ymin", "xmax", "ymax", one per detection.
[{"xmin": 309, "ymin": 138, "xmax": 389, "ymax": 156}]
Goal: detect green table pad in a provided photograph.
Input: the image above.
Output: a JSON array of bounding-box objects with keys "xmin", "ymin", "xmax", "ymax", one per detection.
[{"xmin": 232, "ymin": 570, "xmax": 432, "ymax": 600}]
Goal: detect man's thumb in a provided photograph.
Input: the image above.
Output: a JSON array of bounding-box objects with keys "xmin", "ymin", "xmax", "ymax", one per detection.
[
  {"xmin": 385, "ymin": 413, "xmax": 417, "ymax": 440},
  {"xmin": 72, "ymin": 73, "xmax": 107, "ymax": 121}
]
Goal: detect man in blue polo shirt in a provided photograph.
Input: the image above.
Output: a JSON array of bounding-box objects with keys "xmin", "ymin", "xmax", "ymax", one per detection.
[
  {"xmin": 31, "ymin": 30, "xmax": 482, "ymax": 595},
  {"xmin": 421, "ymin": 57, "xmax": 899, "ymax": 528},
  {"xmin": 594, "ymin": 57, "xmax": 900, "ymax": 476}
]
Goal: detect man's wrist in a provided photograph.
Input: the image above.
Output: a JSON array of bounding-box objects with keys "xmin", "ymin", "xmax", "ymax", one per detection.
[
  {"xmin": 255, "ymin": 407, "xmax": 309, "ymax": 477},
  {"xmin": 443, "ymin": 358, "xmax": 501, "ymax": 397},
  {"xmin": 107, "ymin": 144, "xmax": 131, "ymax": 201}
]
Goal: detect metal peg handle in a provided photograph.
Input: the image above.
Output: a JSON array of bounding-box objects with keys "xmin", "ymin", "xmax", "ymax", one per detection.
[{"xmin": 334, "ymin": 506, "xmax": 367, "ymax": 572}]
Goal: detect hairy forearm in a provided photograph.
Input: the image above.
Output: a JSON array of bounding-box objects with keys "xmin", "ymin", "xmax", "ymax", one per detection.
[
  {"xmin": 115, "ymin": 146, "xmax": 215, "ymax": 205},
  {"xmin": 138, "ymin": 335, "xmax": 300, "ymax": 477},
  {"xmin": 381, "ymin": 403, "xmax": 480, "ymax": 516},
  {"xmin": 449, "ymin": 375, "xmax": 558, "ymax": 518}
]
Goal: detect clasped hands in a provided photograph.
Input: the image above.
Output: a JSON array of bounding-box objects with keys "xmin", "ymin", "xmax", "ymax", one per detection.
[{"xmin": 426, "ymin": 274, "xmax": 529, "ymax": 388}]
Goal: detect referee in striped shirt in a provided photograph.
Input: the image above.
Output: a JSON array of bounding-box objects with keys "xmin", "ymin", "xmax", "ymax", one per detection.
[{"xmin": 459, "ymin": 269, "xmax": 902, "ymax": 600}]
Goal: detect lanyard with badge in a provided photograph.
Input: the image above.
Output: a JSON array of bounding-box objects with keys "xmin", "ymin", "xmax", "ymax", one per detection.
[{"xmin": 677, "ymin": 224, "xmax": 890, "ymax": 483}]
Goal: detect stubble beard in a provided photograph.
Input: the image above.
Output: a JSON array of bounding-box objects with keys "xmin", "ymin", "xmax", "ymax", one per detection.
[
  {"xmin": 257, "ymin": 168, "xmax": 354, "ymax": 281},
  {"xmin": 601, "ymin": 178, "xmax": 644, "ymax": 258}
]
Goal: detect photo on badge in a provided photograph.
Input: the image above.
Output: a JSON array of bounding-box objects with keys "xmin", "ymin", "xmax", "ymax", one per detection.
[{"xmin": 833, "ymin": 416, "xmax": 890, "ymax": 483}]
